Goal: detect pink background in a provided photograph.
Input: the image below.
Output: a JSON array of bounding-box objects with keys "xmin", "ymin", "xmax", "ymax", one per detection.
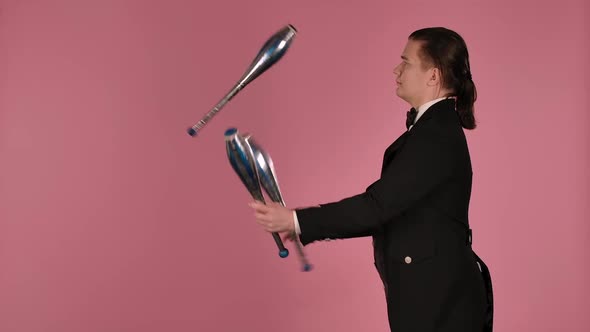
[{"xmin": 1, "ymin": 0, "xmax": 588, "ymax": 331}]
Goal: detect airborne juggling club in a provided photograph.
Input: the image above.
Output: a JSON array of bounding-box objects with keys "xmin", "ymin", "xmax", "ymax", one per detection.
[{"xmin": 187, "ymin": 25, "xmax": 297, "ymax": 137}]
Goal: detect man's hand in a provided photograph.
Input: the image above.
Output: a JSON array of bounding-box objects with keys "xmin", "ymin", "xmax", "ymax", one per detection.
[{"xmin": 249, "ymin": 201, "xmax": 296, "ymax": 235}]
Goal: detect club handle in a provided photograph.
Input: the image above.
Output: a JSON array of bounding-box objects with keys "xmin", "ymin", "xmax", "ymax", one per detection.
[
  {"xmin": 271, "ymin": 232, "xmax": 289, "ymax": 258},
  {"xmin": 293, "ymin": 237, "xmax": 313, "ymax": 272},
  {"xmin": 187, "ymin": 84, "xmax": 243, "ymax": 136}
]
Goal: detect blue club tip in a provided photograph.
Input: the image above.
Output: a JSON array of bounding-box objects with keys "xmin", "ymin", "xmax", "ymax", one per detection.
[
  {"xmin": 279, "ymin": 249, "xmax": 289, "ymax": 258},
  {"xmin": 224, "ymin": 127, "xmax": 238, "ymax": 137},
  {"xmin": 187, "ymin": 128, "xmax": 197, "ymax": 136},
  {"xmin": 303, "ymin": 264, "xmax": 313, "ymax": 272}
]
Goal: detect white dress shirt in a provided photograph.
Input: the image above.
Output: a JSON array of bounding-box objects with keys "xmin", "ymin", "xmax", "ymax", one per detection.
[{"xmin": 292, "ymin": 97, "xmax": 450, "ymax": 235}]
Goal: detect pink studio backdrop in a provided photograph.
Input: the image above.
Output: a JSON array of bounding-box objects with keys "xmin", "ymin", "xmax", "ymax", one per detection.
[{"xmin": 1, "ymin": 0, "xmax": 588, "ymax": 331}]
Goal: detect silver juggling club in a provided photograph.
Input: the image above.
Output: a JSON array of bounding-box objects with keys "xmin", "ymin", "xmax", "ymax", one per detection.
[
  {"xmin": 188, "ymin": 24, "xmax": 297, "ymax": 137},
  {"xmin": 224, "ymin": 128, "xmax": 313, "ymax": 272},
  {"xmin": 224, "ymin": 128, "xmax": 289, "ymax": 259},
  {"xmin": 247, "ymin": 136, "xmax": 313, "ymax": 272}
]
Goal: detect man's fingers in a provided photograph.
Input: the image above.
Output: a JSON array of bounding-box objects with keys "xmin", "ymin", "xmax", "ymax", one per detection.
[
  {"xmin": 254, "ymin": 212, "xmax": 271, "ymax": 222},
  {"xmin": 249, "ymin": 201, "xmax": 269, "ymax": 213},
  {"xmin": 255, "ymin": 219, "xmax": 272, "ymax": 232}
]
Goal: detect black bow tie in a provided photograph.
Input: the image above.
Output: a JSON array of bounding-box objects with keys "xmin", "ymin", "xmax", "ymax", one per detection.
[{"xmin": 406, "ymin": 108, "xmax": 417, "ymax": 129}]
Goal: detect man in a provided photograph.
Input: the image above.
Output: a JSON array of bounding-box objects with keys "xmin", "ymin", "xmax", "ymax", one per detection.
[{"xmin": 249, "ymin": 27, "xmax": 493, "ymax": 332}]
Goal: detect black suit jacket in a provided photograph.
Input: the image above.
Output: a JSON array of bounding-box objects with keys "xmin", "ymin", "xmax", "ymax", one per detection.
[{"xmin": 296, "ymin": 98, "xmax": 493, "ymax": 332}]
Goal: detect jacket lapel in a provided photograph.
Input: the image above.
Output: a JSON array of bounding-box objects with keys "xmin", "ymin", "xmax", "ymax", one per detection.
[
  {"xmin": 381, "ymin": 131, "xmax": 408, "ymax": 175},
  {"xmin": 380, "ymin": 98, "xmax": 456, "ymax": 174}
]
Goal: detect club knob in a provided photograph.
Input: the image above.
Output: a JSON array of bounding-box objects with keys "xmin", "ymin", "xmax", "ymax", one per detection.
[{"xmin": 279, "ymin": 249, "xmax": 289, "ymax": 258}]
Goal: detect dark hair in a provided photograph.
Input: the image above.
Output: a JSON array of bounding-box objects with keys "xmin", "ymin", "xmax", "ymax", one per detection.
[{"xmin": 409, "ymin": 27, "xmax": 477, "ymax": 129}]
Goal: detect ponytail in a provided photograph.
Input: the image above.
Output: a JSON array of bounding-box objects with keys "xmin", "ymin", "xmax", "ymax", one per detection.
[{"xmin": 456, "ymin": 74, "xmax": 477, "ymax": 130}]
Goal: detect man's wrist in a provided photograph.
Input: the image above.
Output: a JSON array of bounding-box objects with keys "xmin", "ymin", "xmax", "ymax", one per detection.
[{"xmin": 292, "ymin": 210, "xmax": 301, "ymax": 235}]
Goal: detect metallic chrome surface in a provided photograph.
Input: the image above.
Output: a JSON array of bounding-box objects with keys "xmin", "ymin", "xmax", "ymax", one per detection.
[
  {"xmin": 246, "ymin": 135, "xmax": 313, "ymax": 272},
  {"xmin": 188, "ymin": 25, "xmax": 297, "ymax": 137},
  {"xmin": 224, "ymin": 128, "xmax": 289, "ymax": 258}
]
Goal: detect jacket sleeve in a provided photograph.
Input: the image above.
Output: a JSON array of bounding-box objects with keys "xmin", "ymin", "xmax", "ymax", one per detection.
[{"xmin": 296, "ymin": 127, "xmax": 459, "ymax": 246}]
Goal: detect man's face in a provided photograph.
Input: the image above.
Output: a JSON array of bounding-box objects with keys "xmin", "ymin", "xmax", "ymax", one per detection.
[{"xmin": 393, "ymin": 39, "xmax": 433, "ymax": 107}]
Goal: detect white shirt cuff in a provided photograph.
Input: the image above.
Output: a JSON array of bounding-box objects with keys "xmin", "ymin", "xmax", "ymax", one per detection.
[{"xmin": 293, "ymin": 210, "xmax": 301, "ymax": 235}]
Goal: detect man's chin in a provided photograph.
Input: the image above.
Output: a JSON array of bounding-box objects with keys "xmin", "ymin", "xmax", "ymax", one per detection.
[{"xmin": 395, "ymin": 90, "xmax": 411, "ymax": 104}]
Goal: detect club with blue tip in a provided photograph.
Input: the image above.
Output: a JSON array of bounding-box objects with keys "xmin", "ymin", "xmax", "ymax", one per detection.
[
  {"xmin": 246, "ymin": 135, "xmax": 313, "ymax": 272},
  {"xmin": 224, "ymin": 128, "xmax": 289, "ymax": 258},
  {"xmin": 188, "ymin": 25, "xmax": 297, "ymax": 137}
]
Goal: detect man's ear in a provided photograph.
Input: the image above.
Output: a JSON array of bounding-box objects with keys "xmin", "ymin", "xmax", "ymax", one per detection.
[{"xmin": 427, "ymin": 68, "xmax": 441, "ymax": 86}]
